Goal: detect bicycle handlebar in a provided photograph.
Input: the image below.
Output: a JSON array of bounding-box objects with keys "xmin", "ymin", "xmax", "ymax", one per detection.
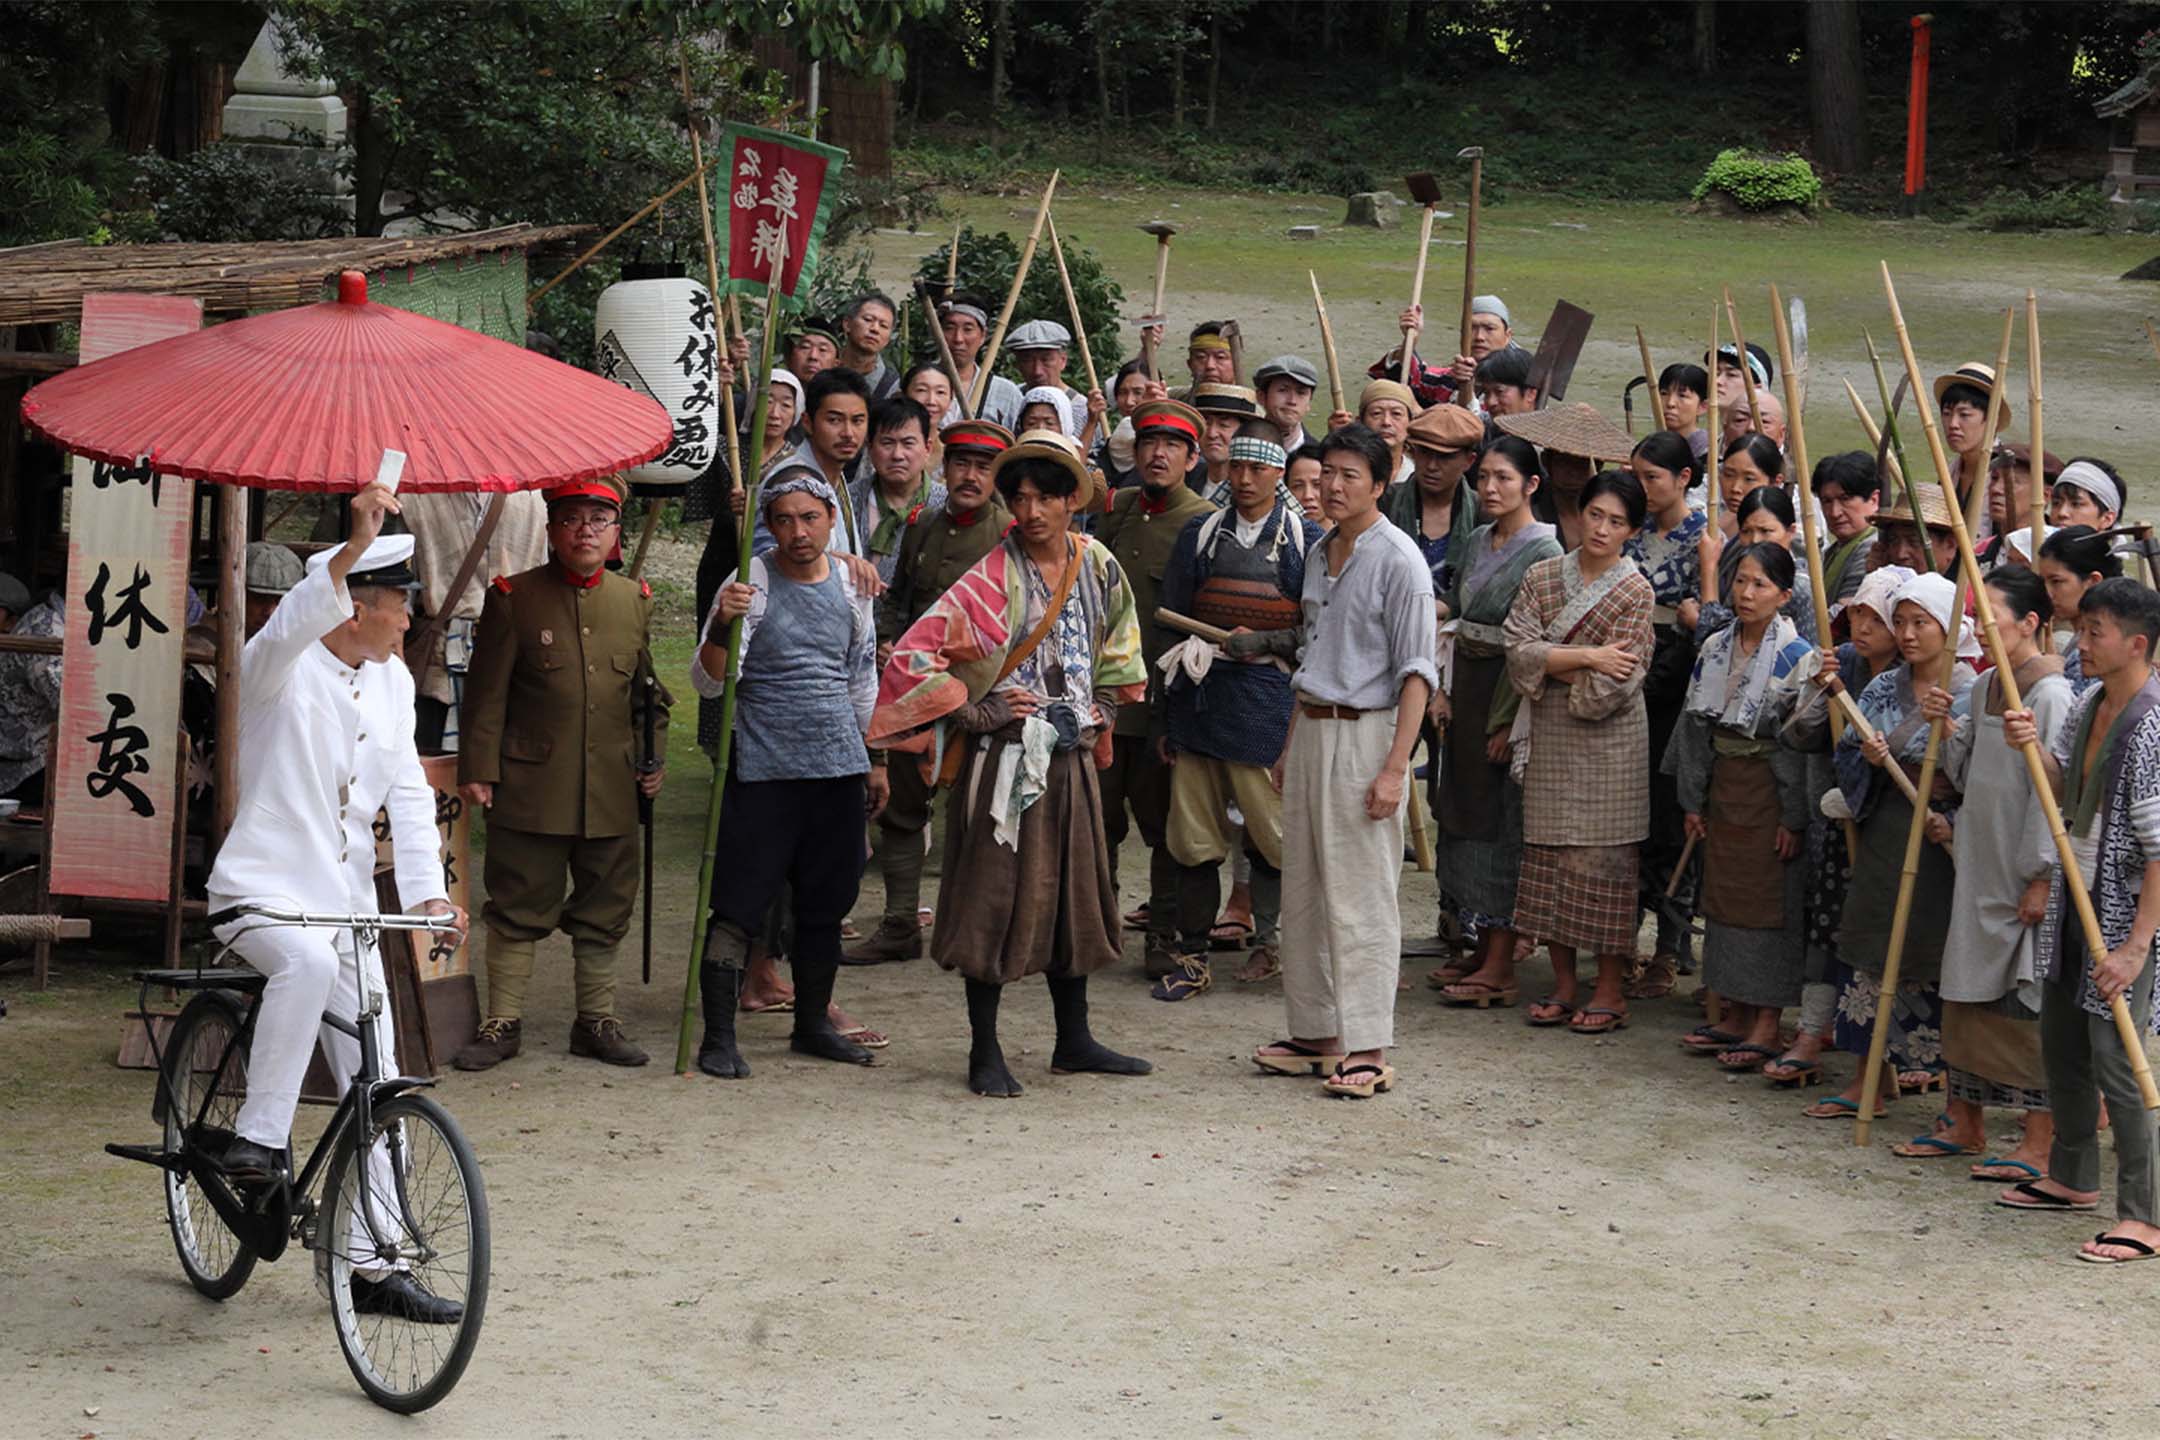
[{"xmin": 209, "ymin": 903, "xmax": 463, "ymax": 935}]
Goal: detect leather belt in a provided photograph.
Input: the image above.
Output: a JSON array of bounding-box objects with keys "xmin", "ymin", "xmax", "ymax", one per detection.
[{"xmin": 1299, "ymin": 702, "xmax": 1372, "ymax": 720}]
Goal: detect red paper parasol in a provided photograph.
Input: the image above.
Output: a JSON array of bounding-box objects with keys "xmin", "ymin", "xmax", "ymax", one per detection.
[{"xmin": 18, "ymin": 271, "xmax": 670, "ymax": 492}]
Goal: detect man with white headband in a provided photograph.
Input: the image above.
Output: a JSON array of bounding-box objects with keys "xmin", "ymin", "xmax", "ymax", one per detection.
[
  {"xmin": 1152, "ymin": 418, "xmax": 1320, "ymax": 1000},
  {"xmin": 938, "ymin": 290, "xmax": 1023, "ymax": 430},
  {"xmin": 1372, "ymin": 293, "xmax": 1513, "ymax": 411},
  {"xmin": 2047, "ymin": 457, "xmax": 2127, "ymax": 533}
]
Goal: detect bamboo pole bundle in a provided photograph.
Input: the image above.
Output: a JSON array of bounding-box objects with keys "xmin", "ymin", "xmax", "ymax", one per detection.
[{"xmin": 971, "ymin": 170, "xmax": 1061, "ymax": 415}]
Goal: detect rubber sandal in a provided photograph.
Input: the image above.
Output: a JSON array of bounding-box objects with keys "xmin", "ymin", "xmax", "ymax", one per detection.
[
  {"xmin": 1892, "ymin": 1132, "xmax": 1982, "ymax": 1158},
  {"xmin": 1525, "ymin": 997, "xmax": 1577, "ymax": 1028},
  {"xmin": 1803, "ymin": 1096, "xmax": 1885, "ymax": 1121},
  {"xmin": 1252, "ymin": 1040, "xmax": 1345, "ymax": 1076},
  {"xmin": 1995, "ymin": 1181, "xmax": 2097, "ymax": 1212},
  {"xmin": 2078, "ymin": 1232, "xmax": 2160, "ymax": 1264},
  {"xmin": 1762, "ymin": 1052, "xmax": 1825, "ymax": 1088},
  {"xmin": 1970, "ymin": 1157, "xmax": 2044, "ymax": 1183},
  {"xmin": 1208, "ymin": 916, "xmax": 1256, "ymax": 951},
  {"xmin": 1569, "ymin": 1006, "xmax": 1628, "ymax": 1035},
  {"xmin": 1715, "ymin": 1041, "xmax": 1778, "ymax": 1071},
  {"xmin": 1322, "ymin": 1061, "xmax": 1396, "ymax": 1098},
  {"xmin": 1678, "ymin": 1025, "xmax": 1742, "ymax": 1054},
  {"xmin": 1440, "ymin": 980, "xmax": 1519, "ymax": 1009}
]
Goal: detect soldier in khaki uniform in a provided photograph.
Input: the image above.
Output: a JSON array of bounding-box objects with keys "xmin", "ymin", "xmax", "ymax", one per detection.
[
  {"xmin": 1095, "ymin": 400, "xmax": 1217, "ymax": 973},
  {"xmin": 845, "ymin": 419, "xmax": 1014, "ymax": 964},
  {"xmin": 453, "ymin": 476, "xmax": 669, "ymax": 1069}
]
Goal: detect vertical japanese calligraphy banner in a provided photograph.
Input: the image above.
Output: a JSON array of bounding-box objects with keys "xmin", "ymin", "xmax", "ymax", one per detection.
[
  {"xmin": 712, "ymin": 122, "xmax": 847, "ymax": 311},
  {"xmin": 49, "ymin": 293, "xmax": 202, "ymax": 900}
]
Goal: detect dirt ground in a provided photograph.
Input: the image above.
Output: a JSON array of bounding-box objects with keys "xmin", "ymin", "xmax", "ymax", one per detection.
[{"xmin": 14, "ymin": 188, "xmax": 2160, "ymax": 1436}]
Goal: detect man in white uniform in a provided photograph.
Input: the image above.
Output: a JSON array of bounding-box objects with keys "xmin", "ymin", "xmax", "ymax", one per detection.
[{"xmin": 205, "ymin": 484, "xmax": 466, "ymax": 1323}]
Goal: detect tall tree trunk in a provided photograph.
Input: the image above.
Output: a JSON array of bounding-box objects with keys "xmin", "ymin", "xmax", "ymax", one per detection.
[
  {"xmin": 1806, "ymin": 0, "xmax": 1869, "ymax": 172},
  {"xmin": 1320, "ymin": 0, "xmax": 1335, "ymax": 55},
  {"xmin": 352, "ymin": 92, "xmax": 391, "ymax": 237},
  {"xmin": 1094, "ymin": 10, "xmax": 1112, "ymax": 152},
  {"xmin": 1169, "ymin": 1, "xmax": 1185, "ymax": 130},
  {"xmin": 989, "ymin": 0, "xmax": 1011, "ymax": 125},
  {"xmin": 1691, "ymin": 0, "xmax": 1716, "ymax": 76},
  {"xmin": 1205, "ymin": 10, "xmax": 1220, "ymax": 131}
]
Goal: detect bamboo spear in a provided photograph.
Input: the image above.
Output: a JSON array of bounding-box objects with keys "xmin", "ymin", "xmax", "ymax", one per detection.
[
  {"xmin": 1310, "ymin": 271, "xmax": 1346, "ymax": 419},
  {"xmin": 1721, "ymin": 286, "xmax": 1761, "ymax": 431},
  {"xmin": 1634, "ymin": 325, "xmax": 1661, "ymax": 433},
  {"xmin": 1706, "ymin": 303, "xmax": 1721, "ymax": 515},
  {"xmin": 947, "ymin": 220, "xmax": 963, "ymax": 291},
  {"xmin": 1842, "ymin": 379, "xmax": 1907, "ymax": 494},
  {"xmin": 1772, "ymin": 283, "xmax": 1857, "ymax": 863},
  {"xmin": 2027, "ymin": 291, "xmax": 2045, "ymax": 581},
  {"xmin": 971, "ymin": 170, "xmax": 1060, "ymax": 415},
  {"xmin": 1045, "ymin": 214, "xmax": 1099, "ymax": 398},
  {"xmin": 1864, "ymin": 329, "xmax": 1921, "ymax": 518},
  {"xmin": 524, "ymin": 156, "xmax": 724, "ymax": 312},
  {"xmin": 675, "ymin": 238, "xmax": 788, "ymax": 1075},
  {"xmin": 1855, "ymin": 299, "xmax": 2013, "ymax": 1143},
  {"xmin": 1885, "ymin": 276, "xmax": 2160, "ymax": 1114}
]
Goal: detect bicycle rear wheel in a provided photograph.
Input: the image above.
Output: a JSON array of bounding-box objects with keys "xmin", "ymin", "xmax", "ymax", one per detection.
[
  {"xmin": 161, "ymin": 991, "xmax": 258, "ymax": 1300},
  {"xmin": 322, "ymin": 1092, "xmax": 489, "ymax": 1413}
]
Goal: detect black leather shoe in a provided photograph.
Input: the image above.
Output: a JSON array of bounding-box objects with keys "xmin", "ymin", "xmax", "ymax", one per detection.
[
  {"xmin": 219, "ymin": 1136, "xmax": 280, "ymax": 1182},
  {"xmin": 349, "ymin": 1271, "xmax": 465, "ymax": 1325}
]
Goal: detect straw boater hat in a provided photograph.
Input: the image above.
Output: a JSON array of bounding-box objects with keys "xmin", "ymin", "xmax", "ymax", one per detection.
[
  {"xmin": 1932, "ymin": 361, "xmax": 2013, "ymax": 434},
  {"xmin": 1492, "ymin": 402, "xmax": 1636, "ymax": 464},
  {"xmin": 1190, "ymin": 383, "xmax": 1263, "ymax": 419},
  {"xmin": 1873, "ymin": 480, "xmax": 1956, "ymax": 535},
  {"xmin": 993, "ymin": 429, "xmax": 1097, "ymax": 511}
]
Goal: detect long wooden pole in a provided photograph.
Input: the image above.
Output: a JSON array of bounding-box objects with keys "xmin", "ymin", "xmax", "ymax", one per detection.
[
  {"xmin": 1045, "ymin": 213, "xmax": 1099, "ymax": 397},
  {"xmin": 946, "ymin": 220, "xmax": 963, "ymax": 292},
  {"xmin": 2026, "ymin": 291, "xmax": 2045, "ymax": 574},
  {"xmin": 1856, "ymin": 301, "xmax": 2014, "ymax": 1144},
  {"xmin": 678, "ymin": 42, "xmax": 743, "ymax": 542},
  {"xmin": 213, "ymin": 485, "xmax": 245, "ymax": 842},
  {"xmin": 922, "ymin": 288, "xmax": 973, "ymax": 421},
  {"xmin": 1634, "ymin": 325, "xmax": 1660, "ymax": 433},
  {"xmin": 675, "ymin": 240, "xmax": 787, "ymax": 1075},
  {"xmin": 1456, "ymin": 150, "xmax": 1482, "ymax": 408},
  {"xmin": 1310, "ymin": 271, "xmax": 1346, "ymax": 419},
  {"xmin": 1883, "ymin": 272, "xmax": 2160, "ymax": 1113},
  {"xmin": 1705, "ymin": 303, "xmax": 1721, "ymax": 517},
  {"xmin": 525, "ymin": 157, "xmax": 721, "ymax": 313},
  {"xmin": 971, "ymin": 169, "xmax": 1060, "ymax": 414},
  {"xmin": 1771, "ymin": 283, "xmax": 1857, "ymax": 863},
  {"xmin": 1401, "ymin": 201, "xmax": 1437, "ymax": 384},
  {"xmin": 1721, "ymin": 286, "xmax": 1760, "ymax": 430},
  {"xmin": 1864, "ymin": 329, "xmax": 1921, "ymax": 517}
]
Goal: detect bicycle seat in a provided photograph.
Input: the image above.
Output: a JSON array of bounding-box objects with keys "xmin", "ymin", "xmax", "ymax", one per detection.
[{"xmin": 136, "ymin": 968, "xmax": 266, "ymax": 992}]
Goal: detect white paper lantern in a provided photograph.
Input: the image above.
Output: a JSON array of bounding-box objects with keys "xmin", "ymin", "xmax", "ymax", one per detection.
[{"xmin": 594, "ymin": 276, "xmax": 721, "ymax": 489}]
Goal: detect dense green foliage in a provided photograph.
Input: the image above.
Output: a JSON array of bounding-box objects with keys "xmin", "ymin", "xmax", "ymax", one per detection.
[
  {"xmin": 905, "ymin": 225, "xmax": 1125, "ymax": 382},
  {"xmin": 1692, "ymin": 150, "xmax": 1823, "ymax": 212}
]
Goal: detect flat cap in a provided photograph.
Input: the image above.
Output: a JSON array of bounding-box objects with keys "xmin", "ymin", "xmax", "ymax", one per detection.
[
  {"xmin": 245, "ymin": 541, "xmax": 304, "ymax": 595},
  {"xmin": 1405, "ymin": 404, "xmax": 1486, "ymax": 454},
  {"xmin": 1006, "ymin": 319, "xmax": 1072, "ymax": 353},
  {"xmin": 1252, "ymin": 354, "xmax": 1319, "ymax": 390}
]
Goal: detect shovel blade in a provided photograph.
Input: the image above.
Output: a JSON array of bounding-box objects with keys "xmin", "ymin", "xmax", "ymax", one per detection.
[{"xmin": 1525, "ymin": 300, "xmax": 1595, "ymax": 408}]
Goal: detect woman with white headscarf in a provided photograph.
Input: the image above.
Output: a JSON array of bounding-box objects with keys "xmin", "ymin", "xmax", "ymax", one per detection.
[{"xmin": 1811, "ymin": 571, "xmax": 1976, "ymax": 1120}]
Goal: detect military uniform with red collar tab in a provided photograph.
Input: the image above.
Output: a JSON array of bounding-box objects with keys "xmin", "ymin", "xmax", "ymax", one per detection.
[
  {"xmin": 455, "ymin": 476, "xmax": 670, "ymax": 1069},
  {"xmin": 1093, "ymin": 400, "xmax": 1218, "ymax": 970}
]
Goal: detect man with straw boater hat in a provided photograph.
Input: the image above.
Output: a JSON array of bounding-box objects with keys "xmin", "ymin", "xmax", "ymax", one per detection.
[
  {"xmin": 846, "ymin": 418, "xmax": 1017, "ymax": 967},
  {"xmin": 869, "ymin": 429, "xmax": 1153, "ymax": 1098},
  {"xmin": 455, "ymin": 474, "xmax": 670, "ymax": 1071},
  {"xmin": 1192, "ymin": 382, "xmax": 1267, "ymax": 507},
  {"xmin": 689, "ymin": 470, "xmax": 884, "ymax": 1079},
  {"xmin": 1934, "ymin": 360, "xmax": 2014, "ymax": 517},
  {"xmin": 1097, "ymin": 399, "xmax": 1218, "ymax": 974}
]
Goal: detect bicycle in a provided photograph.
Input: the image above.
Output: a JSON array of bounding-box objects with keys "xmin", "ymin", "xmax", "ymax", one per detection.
[{"xmin": 107, "ymin": 904, "xmax": 490, "ymax": 1413}]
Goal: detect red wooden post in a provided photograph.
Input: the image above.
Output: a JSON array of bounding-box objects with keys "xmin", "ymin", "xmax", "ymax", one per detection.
[{"xmin": 1903, "ymin": 14, "xmax": 1933, "ymax": 215}]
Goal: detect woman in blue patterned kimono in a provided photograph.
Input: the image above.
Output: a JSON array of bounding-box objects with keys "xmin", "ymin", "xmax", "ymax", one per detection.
[{"xmin": 2037, "ymin": 525, "xmax": 2121, "ymax": 697}]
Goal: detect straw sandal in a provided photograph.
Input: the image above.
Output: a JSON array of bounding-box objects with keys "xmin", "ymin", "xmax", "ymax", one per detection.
[
  {"xmin": 1323, "ymin": 1062, "xmax": 1396, "ymax": 1099},
  {"xmin": 1995, "ymin": 1181, "xmax": 2097, "ymax": 1212},
  {"xmin": 1252, "ymin": 1040, "xmax": 1345, "ymax": 1076},
  {"xmin": 1624, "ymin": 953, "xmax": 1679, "ymax": 1000},
  {"xmin": 1233, "ymin": 946, "xmax": 1282, "ymax": 984},
  {"xmin": 2079, "ymin": 1233, "xmax": 2160, "ymax": 1264}
]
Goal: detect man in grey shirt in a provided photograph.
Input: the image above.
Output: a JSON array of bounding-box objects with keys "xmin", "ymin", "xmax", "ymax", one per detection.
[{"xmin": 1252, "ymin": 424, "xmax": 1437, "ymax": 1100}]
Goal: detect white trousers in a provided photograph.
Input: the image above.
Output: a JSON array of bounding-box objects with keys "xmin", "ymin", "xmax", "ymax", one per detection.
[
  {"xmin": 1280, "ymin": 709, "xmax": 1404, "ymax": 1051},
  {"xmin": 220, "ymin": 918, "xmax": 407, "ymax": 1267}
]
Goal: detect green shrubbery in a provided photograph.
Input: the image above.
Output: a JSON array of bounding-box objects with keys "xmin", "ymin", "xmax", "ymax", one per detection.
[
  {"xmin": 905, "ymin": 226, "xmax": 1126, "ymax": 381},
  {"xmin": 1691, "ymin": 149, "xmax": 1823, "ymax": 212},
  {"xmin": 1963, "ymin": 184, "xmax": 2114, "ymax": 232}
]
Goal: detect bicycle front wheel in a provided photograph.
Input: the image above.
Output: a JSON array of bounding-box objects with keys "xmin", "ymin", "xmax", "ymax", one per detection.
[
  {"xmin": 161, "ymin": 990, "xmax": 258, "ymax": 1300},
  {"xmin": 322, "ymin": 1091, "xmax": 490, "ymax": 1413}
]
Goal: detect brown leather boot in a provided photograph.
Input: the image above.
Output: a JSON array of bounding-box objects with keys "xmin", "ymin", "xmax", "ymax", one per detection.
[
  {"xmin": 841, "ymin": 919, "xmax": 922, "ymax": 966},
  {"xmin": 569, "ymin": 1014, "xmax": 649, "ymax": 1067},
  {"xmin": 452, "ymin": 1017, "xmax": 522, "ymax": 1071}
]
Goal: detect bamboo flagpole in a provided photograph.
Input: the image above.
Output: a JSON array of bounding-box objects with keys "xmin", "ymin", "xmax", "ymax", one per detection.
[
  {"xmin": 971, "ymin": 169, "xmax": 1061, "ymax": 415},
  {"xmin": 2027, "ymin": 291, "xmax": 2045, "ymax": 586},
  {"xmin": 1310, "ymin": 271, "xmax": 1346, "ymax": 418},
  {"xmin": 1855, "ymin": 299, "xmax": 2014, "ymax": 1143},
  {"xmin": 1634, "ymin": 325, "xmax": 1660, "ymax": 432},
  {"xmin": 1882, "ymin": 272, "xmax": 2160, "ymax": 1114},
  {"xmin": 1771, "ymin": 283, "xmax": 1858, "ymax": 864},
  {"xmin": 678, "ymin": 43, "xmax": 743, "ymax": 536},
  {"xmin": 675, "ymin": 238, "xmax": 788, "ymax": 1075}
]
